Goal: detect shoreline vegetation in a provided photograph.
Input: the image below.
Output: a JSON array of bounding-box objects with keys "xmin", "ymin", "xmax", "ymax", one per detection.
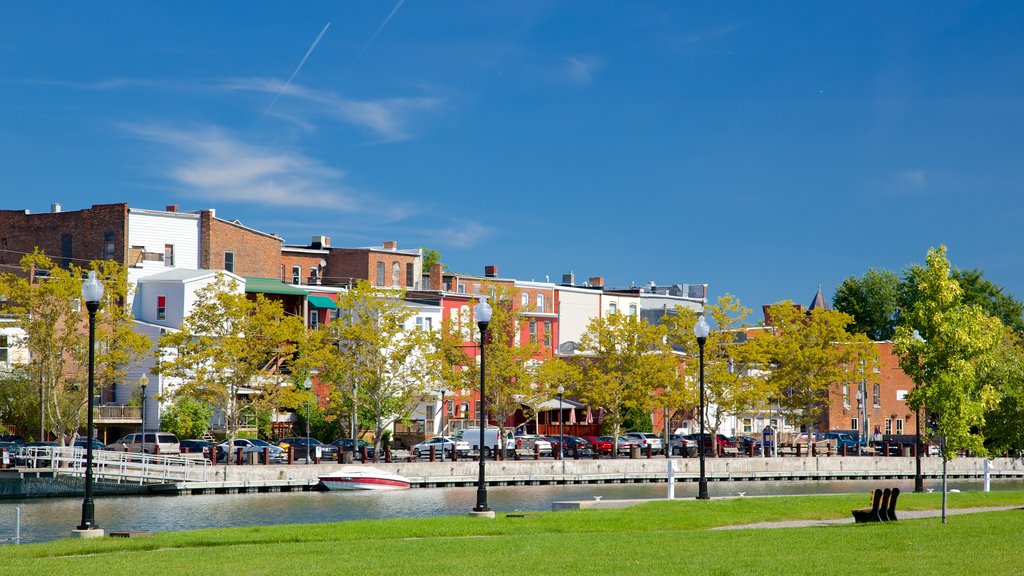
[{"xmin": 5, "ymin": 491, "xmax": 1023, "ymax": 575}]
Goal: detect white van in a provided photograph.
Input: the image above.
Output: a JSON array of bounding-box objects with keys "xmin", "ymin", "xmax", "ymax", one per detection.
[
  {"xmin": 458, "ymin": 428, "xmax": 515, "ymax": 458},
  {"xmin": 113, "ymin": 432, "xmax": 181, "ymax": 455}
]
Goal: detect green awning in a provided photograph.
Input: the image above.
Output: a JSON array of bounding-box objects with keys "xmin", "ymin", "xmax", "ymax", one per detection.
[
  {"xmin": 243, "ymin": 277, "xmax": 309, "ymax": 296},
  {"xmin": 307, "ymin": 295, "xmax": 338, "ymax": 309}
]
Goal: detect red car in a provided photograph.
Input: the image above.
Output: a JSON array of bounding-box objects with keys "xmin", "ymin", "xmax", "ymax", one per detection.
[{"xmin": 583, "ymin": 436, "xmax": 613, "ymax": 454}]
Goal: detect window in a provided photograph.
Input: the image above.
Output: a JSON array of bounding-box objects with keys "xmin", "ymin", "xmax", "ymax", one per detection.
[
  {"xmin": 742, "ymin": 418, "xmax": 753, "ymax": 433},
  {"xmin": 310, "ymin": 309, "xmax": 319, "ymax": 329},
  {"xmin": 608, "ymin": 302, "xmax": 617, "ymax": 315},
  {"xmin": 164, "ymin": 244, "xmax": 174, "ymax": 267},
  {"xmin": 224, "ymin": 252, "xmax": 234, "ymax": 273},
  {"xmin": 629, "ymin": 304, "xmax": 638, "ymax": 317},
  {"xmin": 406, "ymin": 263, "xmax": 414, "ymax": 287},
  {"xmin": 157, "ymin": 295, "xmax": 166, "ymax": 321},
  {"xmin": 544, "ymin": 320, "xmax": 552, "ymax": 348},
  {"xmin": 416, "ymin": 317, "xmax": 424, "ymax": 330},
  {"xmin": 392, "ymin": 262, "xmax": 400, "ymax": 287},
  {"xmin": 852, "ymin": 417, "xmax": 859, "ymax": 431},
  {"xmin": 884, "ymin": 418, "xmax": 892, "ymax": 435},
  {"xmin": 457, "ymin": 283, "xmax": 466, "ymax": 294},
  {"xmin": 292, "ymin": 266, "xmax": 301, "ymax": 285},
  {"xmin": 309, "ymin": 266, "xmax": 319, "ymax": 284},
  {"xmin": 0, "ymin": 335, "xmax": 9, "ymax": 364},
  {"xmin": 536, "ymin": 294, "xmax": 544, "ymax": 313},
  {"xmin": 61, "ymin": 233, "xmax": 73, "ymax": 268},
  {"xmin": 472, "ymin": 283, "xmax": 481, "ymax": 294},
  {"xmin": 529, "ymin": 319, "xmax": 537, "ymax": 342},
  {"xmin": 103, "ymin": 232, "xmax": 115, "ymax": 260},
  {"xmin": 895, "ymin": 419, "xmax": 904, "ymax": 435},
  {"xmin": 872, "ymin": 383, "xmax": 880, "ymax": 408},
  {"xmin": 521, "ymin": 292, "xmax": 529, "ymax": 308},
  {"xmin": 376, "ymin": 262, "xmax": 385, "ymax": 286},
  {"xmin": 423, "ymin": 317, "xmax": 432, "ymax": 331},
  {"xmin": 842, "ymin": 384, "xmax": 850, "ymax": 408}
]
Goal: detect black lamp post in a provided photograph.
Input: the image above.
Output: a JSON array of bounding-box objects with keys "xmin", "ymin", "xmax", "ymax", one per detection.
[
  {"xmin": 473, "ymin": 299, "xmax": 492, "ymax": 514},
  {"xmin": 78, "ymin": 271, "xmax": 103, "ymax": 534},
  {"xmin": 439, "ymin": 388, "xmax": 447, "ymax": 463},
  {"xmin": 912, "ymin": 330, "xmax": 925, "ymax": 493},
  {"xmin": 694, "ymin": 314, "xmax": 710, "ymax": 500},
  {"xmin": 139, "ymin": 374, "xmax": 148, "ymax": 435}
]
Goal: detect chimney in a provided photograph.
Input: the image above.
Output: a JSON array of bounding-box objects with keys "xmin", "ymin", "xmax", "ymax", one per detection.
[
  {"xmin": 383, "ymin": 241, "xmax": 397, "ymax": 250},
  {"xmin": 484, "ymin": 265, "xmax": 498, "ymax": 278},
  {"xmin": 51, "ymin": 203, "xmax": 62, "ymax": 213},
  {"xmin": 166, "ymin": 204, "xmax": 179, "ymax": 213},
  {"xmin": 429, "ymin": 263, "xmax": 444, "ymax": 291},
  {"xmin": 311, "ymin": 235, "xmax": 330, "ymax": 249},
  {"xmin": 588, "ymin": 276, "xmax": 605, "ymax": 288},
  {"xmin": 561, "ymin": 272, "xmax": 575, "ymax": 286}
]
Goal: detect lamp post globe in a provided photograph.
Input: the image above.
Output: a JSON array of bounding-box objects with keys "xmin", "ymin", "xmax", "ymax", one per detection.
[
  {"xmin": 693, "ymin": 313, "xmax": 711, "ymax": 500},
  {"xmin": 77, "ymin": 271, "xmax": 104, "ymax": 535},
  {"xmin": 472, "ymin": 299, "xmax": 492, "ymax": 515},
  {"xmin": 138, "ymin": 374, "xmax": 149, "ymax": 435}
]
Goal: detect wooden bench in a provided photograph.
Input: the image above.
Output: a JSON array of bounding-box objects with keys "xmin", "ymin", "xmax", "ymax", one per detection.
[
  {"xmin": 722, "ymin": 446, "xmax": 740, "ymax": 457},
  {"xmin": 852, "ymin": 488, "xmax": 900, "ymax": 523}
]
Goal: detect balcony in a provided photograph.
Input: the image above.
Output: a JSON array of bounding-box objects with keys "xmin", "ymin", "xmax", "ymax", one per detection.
[{"xmin": 94, "ymin": 404, "xmax": 142, "ymax": 425}]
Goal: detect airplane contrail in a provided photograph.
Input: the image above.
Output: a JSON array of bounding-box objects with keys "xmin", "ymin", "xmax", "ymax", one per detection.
[
  {"xmin": 352, "ymin": 0, "xmax": 405, "ymax": 66},
  {"xmin": 262, "ymin": 22, "xmax": 331, "ymax": 119}
]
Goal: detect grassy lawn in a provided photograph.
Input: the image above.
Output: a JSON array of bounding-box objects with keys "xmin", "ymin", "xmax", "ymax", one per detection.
[{"xmin": 5, "ymin": 491, "xmax": 1022, "ymax": 575}]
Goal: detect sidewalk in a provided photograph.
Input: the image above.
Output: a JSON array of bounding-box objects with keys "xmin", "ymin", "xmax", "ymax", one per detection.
[{"xmin": 710, "ymin": 505, "xmax": 1022, "ymax": 530}]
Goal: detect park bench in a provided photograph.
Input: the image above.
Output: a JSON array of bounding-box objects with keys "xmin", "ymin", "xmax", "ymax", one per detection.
[
  {"xmin": 722, "ymin": 446, "xmax": 740, "ymax": 457},
  {"xmin": 852, "ymin": 488, "xmax": 900, "ymax": 523}
]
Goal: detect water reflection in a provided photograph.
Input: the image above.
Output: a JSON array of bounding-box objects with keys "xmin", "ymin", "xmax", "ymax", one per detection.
[{"xmin": 3, "ymin": 478, "xmax": 1021, "ymax": 545}]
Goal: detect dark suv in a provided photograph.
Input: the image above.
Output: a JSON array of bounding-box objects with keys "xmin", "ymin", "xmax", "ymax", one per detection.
[
  {"xmin": 276, "ymin": 437, "xmax": 339, "ymax": 461},
  {"xmin": 551, "ymin": 435, "xmax": 594, "ymax": 457}
]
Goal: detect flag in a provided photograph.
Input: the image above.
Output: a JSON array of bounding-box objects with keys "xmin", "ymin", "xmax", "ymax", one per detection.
[{"xmin": 568, "ymin": 408, "xmax": 577, "ymax": 425}]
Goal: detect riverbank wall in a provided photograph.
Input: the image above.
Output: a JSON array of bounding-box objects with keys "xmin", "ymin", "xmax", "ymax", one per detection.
[{"xmin": 5, "ymin": 456, "xmax": 1024, "ymax": 498}]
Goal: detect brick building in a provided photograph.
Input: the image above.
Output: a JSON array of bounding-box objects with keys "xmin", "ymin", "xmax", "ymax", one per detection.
[
  {"xmin": 0, "ymin": 203, "xmax": 130, "ymax": 270},
  {"xmin": 199, "ymin": 209, "xmax": 283, "ymax": 278},
  {"xmin": 325, "ymin": 241, "xmax": 422, "ymax": 289}
]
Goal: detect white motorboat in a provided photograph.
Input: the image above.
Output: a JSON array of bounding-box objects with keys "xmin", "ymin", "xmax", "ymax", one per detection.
[{"xmin": 319, "ymin": 466, "xmax": 412, "ymax": 491}]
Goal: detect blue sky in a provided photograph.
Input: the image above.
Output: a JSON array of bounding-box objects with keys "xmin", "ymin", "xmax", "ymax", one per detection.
[{"xmin": 3, "ymin": 2, "xmax": 1023, "ymax": 321}]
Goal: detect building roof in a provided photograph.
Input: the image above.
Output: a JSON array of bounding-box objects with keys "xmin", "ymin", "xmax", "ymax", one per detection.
[
  {"xmin": 809, "ymin": 285, "xmax": 831, "ymax": 311},
  {"xmin": 137, "ymin": 269, "xmax": 231, "ymax": 283},
  {"xmin": 243, "ymin": 277, "xmax": 309, "ymax": 296}
]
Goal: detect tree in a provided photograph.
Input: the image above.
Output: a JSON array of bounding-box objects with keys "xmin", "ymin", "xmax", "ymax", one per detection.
[
  {"xmin": 154, "ymin": 274, "xmax": 305, "ymax": 460},
  {"xmin": 88, "ymin": 259, "xmax": 152, "ymax": 409},
  {"xmin": 160, "ymin": 398, "xmax": 215, "ymax": 440},
  {"xmin": 755, "ymin": 302, "xmax": 876, "ymax": 436},
  {"xmin": 980, "ymin": 331, "xmax": 1024, "ymax": 455},
  {"xmin": 832, "ymin": 269, "xmax": 901, "ymax": 341},
  {"xmin": 310, "ymin": 281, "xmax": 434, "ymax": 461},
  {"xmin": 575, "ymin": 312, "xmax": 676, "ymax": 453},
  {"xmin": 666, "ymin": 295, "xmax": 768, "ymax": 457},
  {"xmin": 530, "ymin": 357, "xmax": 582, "ymax": 433},
  {"xmin": 472, "ymin": 283, "xmax": 541, "ymax": 449},
  {"xmin": 421, "ymin": 248, "xmax": 442, "ymax": 270}
]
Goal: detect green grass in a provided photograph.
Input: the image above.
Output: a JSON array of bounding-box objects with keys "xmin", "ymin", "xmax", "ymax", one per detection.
[{"xmin": 5, "ymin": 491, "xmax": 1023, "ymax": 575}]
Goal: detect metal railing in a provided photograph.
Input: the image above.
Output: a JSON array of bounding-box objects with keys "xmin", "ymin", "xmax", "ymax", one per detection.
[
  {"xmin": 95, "ymin": 405, "xmax": 142, "ymax": 421},
  {"xmin": 17, "ymin": 446, "xmax": 211, "ymax": 484}
]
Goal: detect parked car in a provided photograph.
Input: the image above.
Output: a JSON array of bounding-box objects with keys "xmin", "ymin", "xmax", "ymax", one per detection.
[
  {"xmin": 669, "ymin": 434, "xmax": 697, "ymax": 456},
  {"xmin": 0, "ymin": 434, "xmax": 26, "ymax": 446},
  {"xmin": 412, "ymin": 436, "xmax": 471, "ymax": 459},
  {"xmin": 731, "ymin": 435, "xmax": 762, "ymax": 454},
  {"xmin": 821, "ymin": 432, "xmax": 858, "ymax": 453},
  {"xmin": 551, "ymin": 435, "xmax": 593, "ymax": 456},
  {"xmin": 515, "ymin": 434, "xmax": 554, "ymax": 456},
  {"xmin": 624, "ymin": 432, "xmax": 663, "ymax": 454},
  {"xmin": 684, "ymin": 433, "xmax": 733, "ymax": 455},
  {"xmin": 72, "ymin": 437, "xmax": 107, "ymax": 451},
  {"xmin": 583, "ymin": 435, "xmax": 613, "ymax": 454},
  {"xmin": 276, "ymin": 436, "xmax": 339, "ymax": 461},
  {"xmin": 216, "ymin": 438, "xmax": 287, "ymax": 464},
  {"xmin": 111, "ymin": 432, "xmax": 181, "ymax": 454},
  {"xmin": 179, "ymin": 439, "xmax": 215, "ymax": 457},
  {"xmin": 330, "ymin": 438, "xmax": 377, "ymax": 460}
]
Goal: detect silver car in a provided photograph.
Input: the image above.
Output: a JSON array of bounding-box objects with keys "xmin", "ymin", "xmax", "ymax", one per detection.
[
  {"xmin": 624, "ymin": 432, "xmax": 663, "ymax": 454},
  {"xmin": 412, "ymin": 436, "xmax": 470, "ymax": 458}
]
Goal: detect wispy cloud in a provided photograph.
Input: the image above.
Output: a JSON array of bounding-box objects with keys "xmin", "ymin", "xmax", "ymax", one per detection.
[
  {"xmin": 562, "ymin": 56, "xmax": 602, "ymax": 85},
  {"xmin": 123, "ymin": 123, "xmax": 412, "ymax": 220},
  {"xmin": 885, "ymin": 170, "xmax": 929, "ymax": 194},
  {"xmin": 431, "ymin": 221, "xmax": 493, "ymax": 248},
  {"xmin": 679, "ymin": 23, "xmax": 742, "ymax": 45},
  {"xmin": 227, "ymin": 78, "xmax": 445, "ymax": 141}
]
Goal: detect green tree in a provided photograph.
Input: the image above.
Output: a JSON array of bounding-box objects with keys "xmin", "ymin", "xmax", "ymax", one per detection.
[
  {"xmin": 832, "ymin": 269, "xmax": 901, "ymax": 341},
  {"xmin": 575, "ymin": 312, "xmax": 676, "ymax": 453},
  {"xmin": 309, "ymin": 281, "xmax": 434, "ymax": 461},
  {"xmin": 154, "ymin": 274, "xmax": 305, "ymax": 459},
  {"xmin": 160, "ymin": 398, "xmax": 215, "ymax": 439},
  {"xmin": 893, "ymin": 246, "xmax": 1005, "ymax": 522},
  {"xmin": 980, "ymin": 332, "xmax": 1024, "ymax": 454},
  {"xmin": 755, "ymin": 302, "xmax": 876, "ymax": 436},
  {"xmin": 421, "ymin": 248, "xmax": 441, "ymax": 270},
  {"xmin": 530, "ymin": 356, "xmax": 582, "ymax": 433},
  {"xmin": 666, "ymin": 295, "xmax": 769, "ymax": 457}
]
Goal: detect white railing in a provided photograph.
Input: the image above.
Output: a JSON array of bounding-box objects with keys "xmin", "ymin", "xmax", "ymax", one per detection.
[{"xmin": 17, "ymin": 447, "xmax": 211, "ymax": 484}]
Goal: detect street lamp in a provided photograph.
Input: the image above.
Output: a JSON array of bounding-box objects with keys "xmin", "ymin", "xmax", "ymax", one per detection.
[
  {"xmin": 912, "ymin": 330, "xmax": 926, "ymax": 493},
  {"xmin": 304, "ymin": 377, "xmax": 313, "ymax": 464},
  {"xmin": 664, "ymin": 385, "xmax": 671, "ymax": 459},
  {"xmin": 694, "ymin": 313, "xmax": 710, "ymax": 500},
  {"xmin": 138, "ymin": 374, "xmax": 149, "ymax": 435},
  {"xmin": 439, "ymin": 388, "xmax": 448, "ymax": 463},
  {"xmin": 472, "ymin": 299, "xmax": 492, "ymax": 515},
  {"xmin": 77, "ymin": 270, "xmax": 103, "ymax": 536},
  {"xmin": 557, "ymin": 385, "xmax": 565, "ymax": 466}
]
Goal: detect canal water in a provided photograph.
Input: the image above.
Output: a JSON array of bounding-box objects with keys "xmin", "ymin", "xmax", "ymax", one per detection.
[{"xmin": 3, "ymin": 478, "xmax": 1021, "ymax": 545}]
